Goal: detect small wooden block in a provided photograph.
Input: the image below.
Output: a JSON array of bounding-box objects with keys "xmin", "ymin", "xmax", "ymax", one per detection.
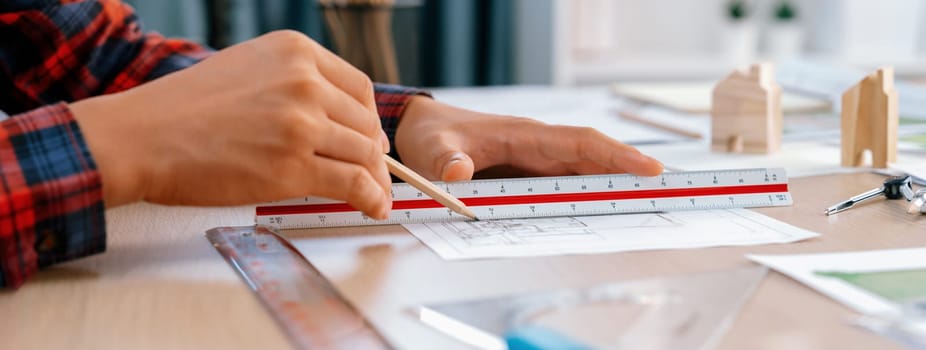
[
  {"xmin": 711, "ymin": 63, "xmax": 783, "ymax": 154},
  {"xmin": 841, "ymin": 67, "xmax": 898, "ymax": 168}
]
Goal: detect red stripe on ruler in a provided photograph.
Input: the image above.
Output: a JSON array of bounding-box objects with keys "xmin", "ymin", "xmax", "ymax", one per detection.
[{"xmin": 256, "ymin": 183, "xmax": 788, "ymax": 216}]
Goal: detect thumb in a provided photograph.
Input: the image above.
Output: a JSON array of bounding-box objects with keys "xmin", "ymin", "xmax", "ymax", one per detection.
[{"xmin": 436, "ymin": 151, "xmax": 475, "ymax": 182}]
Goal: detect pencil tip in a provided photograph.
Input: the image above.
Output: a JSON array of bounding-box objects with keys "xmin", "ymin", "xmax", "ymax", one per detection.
[
  {"xmin": 456, "ymin": 207, "xmax": 478, "ymax": 221},
  {"xmin": 461, "ymin": 211, "xmax": 479, "ymax": 221}
]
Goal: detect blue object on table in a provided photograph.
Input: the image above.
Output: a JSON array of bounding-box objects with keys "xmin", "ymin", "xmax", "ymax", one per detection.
[{"xmin": 505, "ymin": 325, "xmax": 590, "ymax": 350}]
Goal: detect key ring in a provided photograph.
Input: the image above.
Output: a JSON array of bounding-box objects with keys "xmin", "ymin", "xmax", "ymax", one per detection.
[
  {"xmin": 884, "ymin": 175, "xmax": 914, "ymax": 200},
  {"xmin": 825, "ymin": 175, "xmax": 915, "ymax": 216}
]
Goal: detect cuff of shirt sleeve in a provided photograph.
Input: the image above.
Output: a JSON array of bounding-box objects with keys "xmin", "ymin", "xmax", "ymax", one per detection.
[
  {"xmin": 373, "ymin": 83, "xmax": 431, "ymax": 164},
  {"xmin": 0, "ymin": 103, "xmax": 105, "ymax": 288}
]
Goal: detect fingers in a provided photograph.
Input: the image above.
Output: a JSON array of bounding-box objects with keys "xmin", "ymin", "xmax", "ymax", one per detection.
[
  {"xmin": 564, "ymin": 161, "xmax": 612, "ymax": 176},
  {"xmin": 311, "ymin": 76, "xmax": 389, "ymax": 152},
  {"xmin": 312, "ymin": 120, "xmax": 392, "ymax": 199},
  {"xmin": 553, "ymin": 127, "xmax": 663, "ymax": 176},
  {"xmin": 522, "ymin": 124, "xmax": 664, "ymax": 176},
  {"xmin": 438, "ymin": 151, "xmax": 475, "ymax": 182},
  {"xmin": 276, "ymin": 33, "xmax": 392, "ymax": 213},
  {"xmin": 310, "ymin": 41, "xmax": 379, "ymax": 116},
  {"xmin": 403, "ymin": 130, "xmax": 475, "ymax": 181},
  {"xmin": 309, "ymin": 156, "xmax": 391, "ymax": 219}
]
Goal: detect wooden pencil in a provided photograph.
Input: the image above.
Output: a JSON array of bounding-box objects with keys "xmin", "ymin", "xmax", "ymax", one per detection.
[{"xmin": 383, "ymin": 155, "xmax": 478, "ymax": 220}]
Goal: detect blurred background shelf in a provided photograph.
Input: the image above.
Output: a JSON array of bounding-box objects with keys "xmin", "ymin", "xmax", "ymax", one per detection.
[
  {"xmin": 568, "ymin": 54, "xmax": 747, "ymax": 83},
  {"xmin": 128, "ymin": 0, "xmax": 926, "ymax": 87},
  {"xmin": 514, "ymin": 0, "xmax": 926, "ymax": 86},
  {"xmin": 561, "ymin": 53, "xmax": 926, "ymax": 85}
]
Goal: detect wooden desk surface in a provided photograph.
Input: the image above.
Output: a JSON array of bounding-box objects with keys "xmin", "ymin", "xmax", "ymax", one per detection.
[{"xmin": 2, "ymin": 172, "xmax": 923, "ymax": 349}]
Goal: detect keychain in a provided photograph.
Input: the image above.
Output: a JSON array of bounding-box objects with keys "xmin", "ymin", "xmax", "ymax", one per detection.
[{"xmin": 825, "ymin": 175, "xmax": 924, "ymax": 216}]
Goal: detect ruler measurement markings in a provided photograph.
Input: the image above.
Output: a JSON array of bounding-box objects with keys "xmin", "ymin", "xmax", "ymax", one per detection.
[
  {"xmin": 256, "ymin": 169, "xmax": 791, "ymax": 228},
  {"xmin": 260, "ymin": 192, "xmax": 792, "ymax": 229},
  {"xmin": 256, "ymin": 184, "xmax": 788, "ymax": 216},
  {"xmin": 275, "ymin": 202, "xmax": 734, "ymax": 229},
  {"xmin": 260, "ymin": 169, "xmax": 785, "ymax": 207},
  {"xmin": 260, "ymin": 200, "xmax": 793, "ymax": 228}
]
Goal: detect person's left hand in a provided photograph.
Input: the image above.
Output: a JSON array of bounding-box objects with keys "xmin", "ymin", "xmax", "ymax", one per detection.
[{"xmin": 395, "ymin": 96, "xmax": 664, "ymax": 182}]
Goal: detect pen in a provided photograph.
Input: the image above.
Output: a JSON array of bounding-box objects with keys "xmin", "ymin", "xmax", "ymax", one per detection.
[{"xmin": 383, "ymin": 155, "xmax": 478, "ymax": 220}]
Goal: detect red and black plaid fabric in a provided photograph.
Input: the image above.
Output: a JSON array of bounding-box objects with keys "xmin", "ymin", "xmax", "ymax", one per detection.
[{"xmin": 0, "ymin": 0, "xmax": 424, "ymax": 288}]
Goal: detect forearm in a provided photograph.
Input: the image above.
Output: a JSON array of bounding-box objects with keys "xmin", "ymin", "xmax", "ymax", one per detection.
[{"xmin": 0, "ymin": 0, "xmax": 210, "ymax": 289}]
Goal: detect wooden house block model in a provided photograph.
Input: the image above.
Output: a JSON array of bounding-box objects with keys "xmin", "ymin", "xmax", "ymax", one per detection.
[
  {"xmin": 710, "ymin": 63, "xmax": 783, "ymax": 154},
  {"xmin": 841, "ymin": 67, "xmax": 898, "ymax": 168}
]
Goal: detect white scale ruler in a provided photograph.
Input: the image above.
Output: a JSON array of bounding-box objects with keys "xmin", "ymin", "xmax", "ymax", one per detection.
[{"xmin": 256, "ymin": 168, "xmax": 792, "ymax": 229}]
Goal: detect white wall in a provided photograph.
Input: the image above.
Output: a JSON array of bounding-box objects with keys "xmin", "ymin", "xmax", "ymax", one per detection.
[
  {"xmin": 513, "ymin": 0, "xmax": 555, "ymax": 84},
  {"xmin": 513, "ymin": 0, "xmax": 926, "ymax": 85}
]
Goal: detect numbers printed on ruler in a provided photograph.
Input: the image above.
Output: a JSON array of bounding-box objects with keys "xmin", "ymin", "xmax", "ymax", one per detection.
[{"xmin": 256, "ymin": 168, "xmax": 793, "ymax": 229}]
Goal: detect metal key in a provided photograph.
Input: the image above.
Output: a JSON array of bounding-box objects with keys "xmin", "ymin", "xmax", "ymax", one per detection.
[{"xmin": 824, "ymin": 175, "xmax": 914, "ymax": 216}]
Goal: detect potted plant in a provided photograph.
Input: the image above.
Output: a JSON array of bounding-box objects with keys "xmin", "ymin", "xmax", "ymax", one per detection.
[
  {"xmin": 721, "ymin": 0, "xmax": 758, "ymax": 64},
  {"xmin": 765, "ymin": 1, "xmax": 804, "ymax": 59}
]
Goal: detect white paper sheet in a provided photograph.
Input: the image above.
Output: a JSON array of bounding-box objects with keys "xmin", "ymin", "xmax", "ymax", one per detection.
[
  {"xmin": 636, "ymin": 140, "xmax": 926, "ymax": 178},
  {"xmin": 429, "ymin": 86, "xmax": 688, "ymax": 145},
  {"xmin": 635, "ymin": 140, "xmax": 861, "ymax": 177},
  {"xmin": 748, "ymin": 248, "xmax": 926, "ymax": 316},
  {"xmin": 892, "ymin": 163, "xmax": 926, "ymax": 185},
  {"xmin": 610, "ymin": 81, "xmax": 831, "ymax": 114},
  {"xmin": 402, "ymin": 209, "xmax": 818, "ymax": 260}
]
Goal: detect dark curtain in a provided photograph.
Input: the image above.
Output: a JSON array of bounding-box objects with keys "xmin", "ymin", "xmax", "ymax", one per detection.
[
  {"xmin": 418, "ymin": 0, "xmax": 512, "ymax": 86},
  {"xmin": 128, "ymin": 0, "xmax": 512, "ymax": 87}
]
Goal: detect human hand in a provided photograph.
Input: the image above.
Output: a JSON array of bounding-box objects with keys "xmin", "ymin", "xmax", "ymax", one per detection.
[
  {"xmin": 395, "ymin": 96, "xmax": 664, "ymax": 181},
  {"xmin": 70, "ymin": 30, "xmax": 393, "ymax": 219}
]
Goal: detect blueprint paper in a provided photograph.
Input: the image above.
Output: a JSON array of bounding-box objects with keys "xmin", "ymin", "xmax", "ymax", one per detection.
[
  {"xmin": 403, "ymin": 209, "xmax": 818, "ymax": 260},
  {"xmin": 748, "ymin": 248, "xmax": 926, "ymax": 316}
]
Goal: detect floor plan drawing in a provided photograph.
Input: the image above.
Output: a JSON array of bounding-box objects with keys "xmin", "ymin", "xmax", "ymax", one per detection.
[
  {"xmin": 402, "ymin": 209, "xmax": 818, "ymax": 260},
  {"xmin": 445, "ymin": 215, "xmax": 682, "ymax": 247}
]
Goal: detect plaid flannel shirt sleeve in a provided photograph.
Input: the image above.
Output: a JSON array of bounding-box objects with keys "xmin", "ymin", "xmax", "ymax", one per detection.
[
  {"xmin": 0, "ymin": 103, "xmax": 103, "ymax": 289},
  {"xmin": 1, "ymin": 1, "xmax": 429, "ymax": 288},
  {"xmin": 0, "ymin": 0, "xmax": 209, "ymax": 288},
  {"xmin": 373, "ymin": 83, "xmax": 431, "ymax": 163}
]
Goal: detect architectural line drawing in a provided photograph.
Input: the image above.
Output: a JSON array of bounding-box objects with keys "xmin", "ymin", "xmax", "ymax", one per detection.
[
  {"xmin": 441, "ymin": 215, "xmax": 682, "ymax": 247},
  {"xmin": 403, "ymin": 209, "xmax": 818, "ymax": 260}
]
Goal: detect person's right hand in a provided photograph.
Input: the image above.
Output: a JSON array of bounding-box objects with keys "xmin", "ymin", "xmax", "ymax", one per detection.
[{"xmin": 70, "ymin": 30, "xmax": 393, "ymax": 219}]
